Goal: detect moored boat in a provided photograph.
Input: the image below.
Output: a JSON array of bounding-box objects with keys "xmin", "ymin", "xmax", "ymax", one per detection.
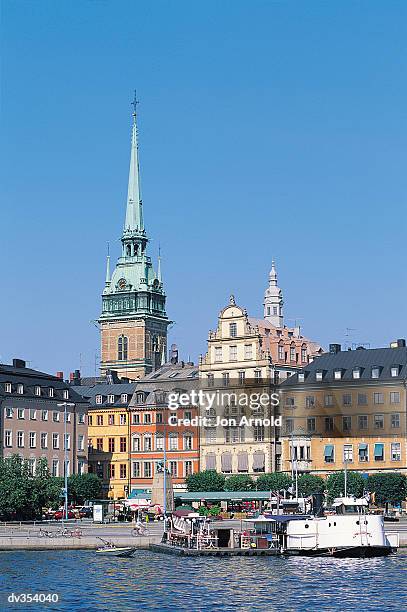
[{"xmin": 95, "ymin": 538, "xmax": 137, "ymax": 558}]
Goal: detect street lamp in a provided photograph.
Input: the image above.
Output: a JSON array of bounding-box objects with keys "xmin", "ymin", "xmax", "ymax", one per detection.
[{"xmin": 57, "ymin": 402, "xmax": 75, "ymax": 521}]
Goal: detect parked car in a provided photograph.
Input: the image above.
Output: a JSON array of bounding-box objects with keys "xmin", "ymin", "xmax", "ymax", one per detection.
[
  {"xmin": 54, "ymin": 510, "xmax": 75, "ymax": 520},
  {"xmin": 78, "ymin": 506, "xmax": 93, "ymax": 518}
]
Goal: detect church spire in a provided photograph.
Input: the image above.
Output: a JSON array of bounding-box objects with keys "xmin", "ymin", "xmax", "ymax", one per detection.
[
  {"xmin": 157, "ymin": 245, "xmax": 162, "ymax": 283},
  {"xmin": 264, "ymin": 260, "xmax": 284, "ymax": 327},
  {"xmin": 124, "ymin": 91, "xmax": 144, "ymax": 235}
]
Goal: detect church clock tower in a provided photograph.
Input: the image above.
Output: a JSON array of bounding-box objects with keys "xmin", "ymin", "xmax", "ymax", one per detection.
[{"xmin": 99, "ymin": 97, "xmax": 170, "ymax": 379}]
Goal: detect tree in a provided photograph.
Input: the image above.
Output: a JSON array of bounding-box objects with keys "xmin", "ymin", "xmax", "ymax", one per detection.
[
  {"xmin": 185, "ymin": 470, "xmax": 226, "ymax": 492},
  {"xmin": 326, "ymin": 471, "xmax": 365, "ymax": 501},
  {"xmin": 68, "ymin": 473, "xmax": 102, "ymax": 504},
  {"xmin": 367, "ymin": 473, "xmax": 407, "ymax": 506},
  {"xmin": 297, "ymin": 474, "xmax": 325, "ymax": 497},
  {"xmin": 224, "ymin": 474, "xmax": 255, "ymax": 491},
  {"xmin": 256, "ymin": 473, "xmax": 292, "ymax": 492}
]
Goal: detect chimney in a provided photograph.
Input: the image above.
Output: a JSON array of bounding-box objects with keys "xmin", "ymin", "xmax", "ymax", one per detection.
[
  {"xmin": 170, "ymin": 344, "xmax": 179, "ymax": 365},
  {"xmin": 329, "ymin": 344, "xmax": 341, "ymax": 355},
  {"xmin": 56, "ymin": 371, "xmax": 64, "ymax": 379},
  {"xmin": 69, "ymin": 372, "xmax": 75, "ymax": 382},
  {"xmin": 12, "ymin": 359, "xmax": 26, "ymax": 369},
  {"xmin": 390, "ymin": 339, "xmax": 406, "ymax": 348}
]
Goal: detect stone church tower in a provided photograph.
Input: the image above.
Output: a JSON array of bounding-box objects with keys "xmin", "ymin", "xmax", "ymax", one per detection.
[{"xmin": 99, "ymin": 99, "xmax": 170, "ymax": 379}]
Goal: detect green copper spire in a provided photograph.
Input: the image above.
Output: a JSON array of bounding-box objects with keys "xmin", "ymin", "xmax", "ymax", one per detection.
[{"xmin": 124, "ymin": 91, "xmax": 144, "ymax": 235}]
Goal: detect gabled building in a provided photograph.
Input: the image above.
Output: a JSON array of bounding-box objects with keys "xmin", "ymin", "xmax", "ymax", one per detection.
[
  {"xmin": 279, "ymin": 341, "xmax": 407, "ymax": 476},
  {"xmin": 99, "ymin": 99, "xmax": 171, "ymax": 380}
]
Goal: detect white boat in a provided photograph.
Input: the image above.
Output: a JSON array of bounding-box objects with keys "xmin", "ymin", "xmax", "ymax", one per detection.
[{"xmin": 95, "ymin": 538, "xmax": 137, "ymax": 558}]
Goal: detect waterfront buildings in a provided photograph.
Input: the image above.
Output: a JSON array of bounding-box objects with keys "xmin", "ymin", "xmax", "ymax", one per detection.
[
  {"xmin": 99, "ymin": 99, "xmax": 170, "ymax": 380},
  {"xmin": 0, "ymin": 359, "xmax": 88, "ymax": 476},
  {"xmin": 129, "ymin": 361, "xmax": 200, "ymax": 494},
  {"xmin": 279, "ymin": 341, "xmax": 407, "ymax": 476}
]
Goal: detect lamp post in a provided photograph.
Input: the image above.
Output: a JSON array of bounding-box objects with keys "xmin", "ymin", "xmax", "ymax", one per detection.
[{"xmin": 57, "ymin": 402, "xmax": 75, "ymax": 521}]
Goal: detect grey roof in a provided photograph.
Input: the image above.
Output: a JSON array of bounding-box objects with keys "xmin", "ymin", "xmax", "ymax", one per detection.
[
  {"xmin": 71, "ymin": 382, "xmax": 137, "ymax": 407},
  {"xmin": 129, "ymin": 363, "xmax": 199, "ymax": 408},
  {"xmin": 281, "ymin": 346, "xmax": 407, "ymax": 387}
]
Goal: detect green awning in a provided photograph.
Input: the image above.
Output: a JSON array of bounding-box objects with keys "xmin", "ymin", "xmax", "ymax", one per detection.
[
  {"xmin": 324, "ymin": 444, "xmax": 334, "ymax": 457},
  {"xmin": 358, "ymin": 443, "xmax": 368, "ymax": 451},
  {"xmin": 374, "ymin": 443, "xmax": 384, "ymax": 458}
]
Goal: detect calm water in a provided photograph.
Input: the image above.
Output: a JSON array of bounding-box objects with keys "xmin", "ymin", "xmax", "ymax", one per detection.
[{"xmin": 1, "ymin": 550, "xmax": 407, "ymax": 611}]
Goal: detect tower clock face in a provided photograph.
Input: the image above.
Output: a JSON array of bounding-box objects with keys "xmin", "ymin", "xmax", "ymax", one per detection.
[{"xmin": 118, "ymin": 278, "xmax": 126, "ymax": 289}]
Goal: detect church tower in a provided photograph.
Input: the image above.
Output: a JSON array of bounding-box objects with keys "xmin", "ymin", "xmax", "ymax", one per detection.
[
  {"xmin": 99, "ymin": 97, "xmax": 170, "ymax": 379},
  {"xmin": 263, "ymin": 261, "xmax": 284, "ymax": 328}
]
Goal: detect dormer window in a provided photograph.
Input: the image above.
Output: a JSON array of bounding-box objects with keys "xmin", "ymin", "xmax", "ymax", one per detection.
[
  {"xmin": 63, "ymin": 389, "xmax": 69, "ymax": 399},
  {"xmin": 298, "ymin": 373, "xmax": 305, "ymax": 382},
  {"xmin": 107, "ymin": 394, "xmax": 115, "ymax": 404},
  {"xmin": 5, "ymin": 382, "xmax": 11, "ymax": 393},
  {"xmin": 17, "ymin": 384, "xmax": 24, "ymax": 394},
  {"xmin": 316, "ymin": 371, "xmax": 323, "ymax": 381},
  {"xmin": 352, "ymin": 368, "xmax": 361, "ymax": 379},
  {"xmin": 35, "ymin": 385, "xmax": 41, "ymax": 396},
  {"xmin": 136, "ymin": 392, "xmax": 144, "ymax": 404},
  {"xmin": 95, "ymin": 395, "xmax": 103, "ymax": 405},
  {"xmin": 371, "ymin": 367, "xmax": 380, "ymax": 379},
  {"xmin": 391, "ymin": 365, "xmax": 399, "ymax": 377},
  {"xmin": 334, "ymin": 369, "xmax": 342, "ymax": 380},
  {"xmin": 48, "ymin": 387, "xmax": 54, "ymax": 398},
  {"xmin": 121, "ymin": 394, "xmax": 128, "ymax": 404},
  {"xmin": 229, "ymin": 322, "xmax": 237, "ymax": 338}
]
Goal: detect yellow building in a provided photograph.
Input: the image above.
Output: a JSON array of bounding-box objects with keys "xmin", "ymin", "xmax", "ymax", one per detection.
[{"xmin": 280, "ymin": 343, "xmax": 407, "ymax": 476}]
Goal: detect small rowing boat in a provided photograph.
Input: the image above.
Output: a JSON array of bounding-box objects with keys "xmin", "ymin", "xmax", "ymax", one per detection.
[{"xmin": 95, "ymin": 537, "xmax": 137, "ymax": 558}]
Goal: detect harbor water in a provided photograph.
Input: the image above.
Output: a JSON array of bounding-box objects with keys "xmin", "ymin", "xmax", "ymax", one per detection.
[{"xmin": 1, "ymin": 550, "xmax": 407, "ymax": 610}]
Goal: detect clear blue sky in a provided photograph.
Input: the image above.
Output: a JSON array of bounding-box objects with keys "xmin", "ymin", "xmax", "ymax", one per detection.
[{"xmin": 1, "ymin": 0, "xmax": 406, "ymax": 376}]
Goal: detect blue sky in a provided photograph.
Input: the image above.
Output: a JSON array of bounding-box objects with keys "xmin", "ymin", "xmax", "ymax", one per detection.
[{"xmin": 1, "ymin": 0, "xmax": 406, "ymax": 376}]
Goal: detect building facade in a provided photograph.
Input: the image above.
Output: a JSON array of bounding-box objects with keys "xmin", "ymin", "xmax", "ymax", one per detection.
[
  {"xmin": 0, "ymin": 359, "xmax": 88, "ymax": 476},
  {"xmin": 99, "ymin": 100, "xmax": 170, "ymax": 380},
  {"xmin": 279, "ymin": 343, "xmax": 407, "ymax": 476},
  {"xmin": 129, "ymin": 362, "xmax": 200, "ymax": 494}
]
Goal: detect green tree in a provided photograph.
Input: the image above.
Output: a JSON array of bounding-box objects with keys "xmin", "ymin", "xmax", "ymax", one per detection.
[
  {"xmin": 326, "ymin": 471, "xmax": 365, "ymax": 501},
  {"xmin": 185, "ymin": 470, "xmax": 226, "ymax": 492},
  {"xmin": 367, "ymin": 473, "xmax": 407, "ymax": 506},
  {"xmin": 255, "ymin": 472, "xmax": 292, "ymax": 491},
  {"xmin": 297, "ymin": 474, "xmax": 325, "ymax": 497},
  {"xmin": 68, "ymin": 473, "xmax": 103, "ymax": 504},
  {"xmin": 224, "ymin": 474, "xmax": 255, "ymax": 491}
]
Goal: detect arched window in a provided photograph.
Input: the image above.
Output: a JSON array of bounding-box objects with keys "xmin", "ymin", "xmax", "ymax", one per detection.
[{"xmin": 118, "ymin": 336, "xmax": 128, "ymax": 361}]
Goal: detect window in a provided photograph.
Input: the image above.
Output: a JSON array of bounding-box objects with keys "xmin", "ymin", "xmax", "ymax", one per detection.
[
  {"xmin": 78, "ymin": 435, "xmax": 84, "ymax": 451},
  {"xmin": 5, "ymin": 382, "xmax": 11, "ymax": 393},
  {"xmin": 324, "ymin": 395, "xmax": 333, "ymax": 407},
  {"xmin": 184, "ymin": 434, "xmax": 193, "ymax": 450},
  {"xmin": 342, "ymin": 394, "xmax": 352, "ymax": 406},
  {"xmin": 42, "ymin": 409, "xmax": 48, "ymax": 421},
  {"xmin": 108, "ymin": 414, "xmax": 115, "ymax": 425},
  {"xmin": 132, "ymin": 413, "xmax": 140, "ymax": 425},
  {"xmin": 214, "ymin": 347, "xmax": 222, "ymax": 363},
  {"xmin": 229, "ymin": 345, "xmax": 237, "ymax": 361},
  {"xmin": 374, "ymin": 414, "xmax": 384, "ymax": 429},
  {"xmin": 120, "ymin": 414, "xmax": 127, "ymax": 425},
  {"xmin": 343, "ymin": 444, "xmax": 353, "ymax": 462},
  {"xmin": 17, "ymin": 431, "xmax": 24, "ymax": 448},
  {"xmin": 132, "ymin": 462, "xmax": 140, "ymax": 478},
  {"xmin": 17, "ymin": 384, "xmax": 24, "ymax": 395},
  {"xmin": 96, "ymin": 395, "xmax": 103, "ymax": 405},
  {"xmin": 35, "ymin": 385, "xmax": 41, "ymax": 396},
  {"xmin": 391, "ymin": 443, "xmax": 401, "ymax": 461},
  {"xmin": 28, "ymin": 460, "xmax": 36, "ymax": 479},
  {"xmin": 391, "ymin": 366, "xmax": 399, "ymax": 377},
  {"xmin": 53, "ymin": 411, "xmax": 60, "ymax": 422},
  {"xmin": 301, "ymin": 348, "xmax": 307, "ymax": 363},
  {"xmin": 29, "ymin": 432, "xmax": 36, "ymax": 448},
  {"xmin": 238, "ymin": 371, "xmax": 245, "ymax": 385},
  {"xmin": 391, "ymin": 413, "xmax": 400, "ymax": 428},
  {"xmin": 88, "ymin": 415, "xmax": 93, "ymax": 426},
  {"xmin": 120, "ymin": 464, "xmax": 127, "ymax": 479},
  {"xmin": 334, "ymin": 369, "xmax": 342, "ymax": 380},
  {"xmin": 185, "ymin": 461, "xmax": 193, "ymax": 476},
  {"xmin": 223, "ymin": 373, "xmax": 230, "ymax": 387},
  {"xmin": 108, "ymin": 438, "xmax": 115, "ymax": 453},
  {"xmin": 183, "ymin": 411, "xmax": 191, "ymax": 422},
  {"xmin": 374, "ymin": 393, "xmax": 384, "ymax": 405},
  {"xmin": 358, "ymin": 394, "xmax": 367, "ymax": 405},
  {"xmin": 316, "ymin": 371, "xmax": 323, "ymax": 381},
  {"xmin": 144, "ymin": 435, "xmax": 152, "ymax": 451},
  {"xmin": 324, "ymin": 445, "xmax": 334, "ymax": 463},
  {"xmin": 5, "ymin": 407, "xmax": 13, "ymax": 418},
  {"xmin": 40, "ymin": 433, "xmax": 48, "ymax": 449},
  {"xmin": 52, "ymin": 433, "xmax": 60, "ymax": 449},
  {"xmin": 352, "ymin": 368, "xmax": 361, "ymax": 379},
  {"xmin": 132, "ymin": 436, "xmax": 140, "ymax": 452},
  {"xmin": 307, "ymin": 417, "xmax": 316, "ymax": 433},
  {"xmin": 207, "ymin": 374, "xmax": 214, "ymax": 387},
  {"xmin": 64, "ymin": 434, "xmax": 71, "ymax": 450},
  {"xmin": 205, "ymin": 428, "xmax": 216, "ymax": 444},
  {"xmin": 359, "ymin": 442, "xmax": 369, "ymax": 463},
  {"xmin": 254, "ymin": 425, "xmax": 264, "ymax": 442},
  {"xmin": 169, "ymin": 461, "xmax": 177, "ymax": 476},
  {"xmin": 278, "ymin": 344, "xmax": 284, "ymax": 361},
  {"xmin": 4, "ymin": 431, "xmax": 12, "ymax": 447},
  {"xmin": 65, "ymin": 412, "xmax": 71, "ymax": 423},
  {"xmin": 120, "ymin": 437, "xmax": 127, "ymax": 452},
  {"xmin": 305, "ymin": 396, "xmax": 315, "ymax": 408},
  {"xmin": 325, "ymin": 417, "xmax": 334, "ymax": 432},
  {"xmin": 97, "ymin": 415, "xmax": 103, "ymax": 426},
  {"xmin": 390, "ymin": 392, "xmax": 400, "ymax": 404},
  {"xmin": 107, "ymin": 394, "xmax": 115, "ymax": 404},
  {"xmin": 143, "ymin": 462, "xmax": 152, "ymax": 478},
  {"xmin": 118, "ymin": 336, "xmax": 128, "ymax": 361},
  {"xmin": 144, "ymin": 413, "xmax": 151, "ymax": 424},
  {"xmin": 290, "ymin": 346, "xmax": 296, "ymax": 362},
  {"xmin": 121, "ymin": 394, "xmax": 128, "ymax": 404},
  {"xmin": 136, "ymin": 392, "xmax": 145, "ymax": 404},
  {"xmin": 371, "ymin": 367, "xmax": 380, "ymax": 379},
  {"xmin": 17, "ymin": 408, "xmax": 25, "ymax": 419},
  {"xmin": 358, "ymin": 415, "xmax": 368, "ymax": 430},
  {"xmin": 156, "ymin": 434, "xmax": 164, "ymax": 451},
  {"xmin": 374, "ymin": 443, "xmax": 384, "ymax": 461},
  {"xmin": 62, "ymin": 389, "xmax": 69, "ymax": 400},
  {"xmin": 298, "ymin": 373, "xmax": 305, "ymax": 382},
  {"xmin": 48, "ymin": 387, "xmax": 54, "ymax": 398},
  {"xmin": 342, "ymin": 416, "xmax": 352, "ymax": 432},
  {"xmin": 96, "ymin": 438, "xmax": 103, "ymax": 451},
  {"xmin": 230, "ymin": 322, "xmax": 237, "ymax": 338},
  {"xmin": 28, "ymin": 408, "xmax": 36, "ymax": 421},
  {"xmin": 52, "ymin": 460, "xmax": 59, "ymax": 477},
  {"xmin": 285, "ymin": 418, "xmax": 294, "ymax": 434},
  {"xmin": 254, "ymin": 370, "xmax": 262, "ymax": 382},
  {"xmin": 169, "ymin": 434, "xmax": 178, "ymax": 450},
  {"xmin": 285, "ymin": 397, "xmax": 295, "ymax": 407},
  {"xmin": 244, "ymin": 344, "xmax": 253, "ymax": 360}
]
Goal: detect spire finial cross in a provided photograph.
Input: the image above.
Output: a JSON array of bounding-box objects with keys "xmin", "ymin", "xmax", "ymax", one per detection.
[{"xmin": 131, "ymin": 90, "xmax": 139, "ymax": 116}]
